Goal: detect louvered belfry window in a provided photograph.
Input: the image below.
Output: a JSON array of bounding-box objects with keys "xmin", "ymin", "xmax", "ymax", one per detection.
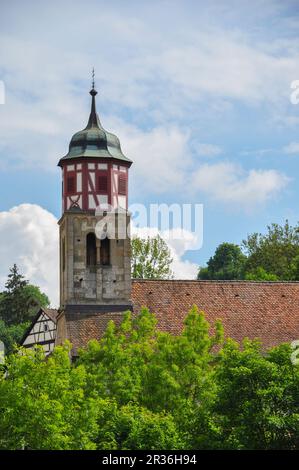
[
  {"xmin": 118, "ymin": 174, "xmax": 126, "ymax": 195},
  {"xmin": 100, "ymin": 237, "xmax": 110, "ymax": 265},
  {"xmin": 97, "ymin": 174, "xmax": 108, "ymax": 193}
]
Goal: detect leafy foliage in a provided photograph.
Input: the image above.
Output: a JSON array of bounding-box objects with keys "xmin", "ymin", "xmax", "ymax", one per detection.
[
  {"xmin": 0, "ymin": 320, "xmax": 30, "ymax": 354},
  {"xmin": 0, "ymin": 343, "xmax": 99, "ymax": 449},
  {"xmin": 242, "ymin": 220, "xmax": 299, "ymax": 280},
  {"xmin": 198, "ymin": 243, "xmax": 246, "ymax": 280},
  {"xmin": 0, "ymin": 265, "xmax": 50, "ymax": 352},
  {"xmin": 131, "ymin": 235, "xmax": 173, "ymax": 279},
  {"xmin": 245, "ymin": 267, "xmax": 279, "ymax": 281},
  {"xmin": 0, "ymin": 307, "xmax": 298, "ymax": 450},
  {"xmin": 198, "ymin": 221, "xmax": 299, "ymax": 281},
  {"xmin": 208, "ymin": 340, "xmax": 299, "ymax": 449}
]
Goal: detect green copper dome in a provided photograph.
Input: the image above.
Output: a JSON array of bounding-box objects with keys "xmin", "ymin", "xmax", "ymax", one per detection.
[{"xmin": 58, "ymin": 88, "xmax": 132, "ymax": 166}]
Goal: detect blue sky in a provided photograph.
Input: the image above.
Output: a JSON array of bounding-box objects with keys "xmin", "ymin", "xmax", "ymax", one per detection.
[{"xmin": 0, "ymin": 0, "xmax": 299, "ymax": 304}]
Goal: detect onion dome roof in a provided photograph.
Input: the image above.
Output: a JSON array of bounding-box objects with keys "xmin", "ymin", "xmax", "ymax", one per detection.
[{"xmin": 58, "ymin": 87, "xmax": 132, "ymax": 166}]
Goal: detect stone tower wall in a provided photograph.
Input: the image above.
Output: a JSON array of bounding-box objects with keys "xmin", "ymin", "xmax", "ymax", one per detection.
[{"xmin": 59, "ymin": 210, "xmax": 131, "ymax": 308}]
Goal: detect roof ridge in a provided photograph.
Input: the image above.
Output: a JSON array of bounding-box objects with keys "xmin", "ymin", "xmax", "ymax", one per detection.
[{"xmin": 132, "ymin": 279, "xmax": 299, "ymax": 284}]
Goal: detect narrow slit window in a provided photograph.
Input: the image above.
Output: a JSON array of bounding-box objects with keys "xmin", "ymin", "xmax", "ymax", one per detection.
[
  {"xmin": 62, "ymin": 238, "xmax": 66, "ymax": 271},
  {"xmin": 86, "ymin": 233, "xmax": 97, "ymax": 266}
]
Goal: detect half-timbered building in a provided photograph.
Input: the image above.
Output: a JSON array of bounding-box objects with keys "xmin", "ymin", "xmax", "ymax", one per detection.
[{"xmin": 21, "ymin": 308, "xmax": 58, "ymax": 355}]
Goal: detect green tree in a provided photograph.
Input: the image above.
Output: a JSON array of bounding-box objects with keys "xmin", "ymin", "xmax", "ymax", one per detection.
[
  {"xmin": 0, "ymin": 264, "xmax": 50, "ymax": 325},
  {"xmin": 198, "ymin": 243, "xmax": 246, "ymax": 280},
  {"xmin": 96, "ymin": 402, "xmax": 183, "ymax": 450},
  {"xmin": 242, "ymin": 220, "xmax": 299, "ymax": 280},
  {"xmin": 202, "ymin": 340, "xmax": 299, "ymax": 449},
  {"xmin": 245, "ymin": 267, "xmax": 279, "ymax": 281},
  {"xmin": 0, "ymin": 307, "xmax": 298, "ymax": 450},
  {"xmin": 0, "ymin": 343, "xmax": 99, "ymax": 450},
  {"xmin": 0, "ymin": 320, "xmax": 30, "ymax": 354},
  {"xmin": 79, "ymin": 306, "xmax": 224, "ymax": 449},
  {"xmin": 131, "ymin": 235, "xmax": 173, "ymax": 279}
]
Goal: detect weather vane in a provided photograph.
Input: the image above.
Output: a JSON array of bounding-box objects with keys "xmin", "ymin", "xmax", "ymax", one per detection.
[{"xmin": 92, "ymin": 67, "xmax": 95, "ymax": 90}]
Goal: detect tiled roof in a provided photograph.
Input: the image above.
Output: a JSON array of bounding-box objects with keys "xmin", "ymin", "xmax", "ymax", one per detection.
[
  {"xmin": 57, "ymin": 280, "xmax": 299, "ymax": 354},
  {"xmin": 44, "ymin": 308, "xmax": 60, "ymax": 322},
  {"xmin": 132, "ymin": 280, "xmax": 299, "ymax": 350},
  {"xmin": 63, "ymin": 312, "xmax": 125, "ymax": 355}
]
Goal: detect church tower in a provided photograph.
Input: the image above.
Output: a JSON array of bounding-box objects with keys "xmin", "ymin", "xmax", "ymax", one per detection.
[{"xmin": 58, "ymin": 81, "xmax": 133, "ymax": 314}]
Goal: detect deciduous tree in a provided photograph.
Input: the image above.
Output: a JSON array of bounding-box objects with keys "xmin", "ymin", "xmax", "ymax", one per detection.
[{"xmin": 131, "ymin": 235, "xmax": 173, "ymax": 279}]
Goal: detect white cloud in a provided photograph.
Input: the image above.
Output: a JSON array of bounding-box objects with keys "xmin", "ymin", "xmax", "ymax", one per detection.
[
  {"xmin": 0, "ymin": 0, "xmax": 295, "ymax": 210},
  {"xmin": 108, "ymin": 119, "xmax": 191, "ymax": 194},
  {"xmin": 192, "ymin": 162, "xmax": 289, "ymax": 209},
  {"xmin": 106, "ymin": 117, "xmax": 289, "ymax": 208},
  {"xmin": 0, "ymin": 204, "xmax": 59, "ymax": 306},
  {"xmin": 240, "ymin": 148, "xmax": 274, "ymax": 157},
  {"xmin": 156, "ymin": 30, "xmax": 299, "ymax": 105},
  {"xmin": 195, "ymin": 143, "xmax": 223, "ymax": 157},
  {"xmin": 115, "ymin": 114, "xmax": 289, "ymax": 206},
  {"xmin": 0, "ymin": 1, "xmax": 298, "ymax": 156},
  {"xmin": 283, "ymin": 142, "xmax": 299, "ymax": 154}
]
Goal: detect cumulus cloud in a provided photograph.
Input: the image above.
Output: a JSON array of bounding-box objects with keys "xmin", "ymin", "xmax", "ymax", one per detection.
[
  {"xmin": 109, "ymin": 118, "xmax": 288, "ymax": 210},
  {"xmin": 192, "ymin": 162, "xmax": 289, "ymax": 209},
  {"xmin": 116, "ymin": 115, "xmax": 290, "ymax": 207},
  {"xmin": 0, "ymin": 204, "xmax": 59, "ymax": 306},
  {"xmin": 108, "ymin": 119, "xmax": 191, "ymax": 194}
]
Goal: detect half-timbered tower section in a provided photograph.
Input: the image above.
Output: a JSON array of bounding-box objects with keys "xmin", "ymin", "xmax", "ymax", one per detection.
[
  {"xmin": 21, "ymin": 308, "xmax": 58, "ymax": 355},
  {"xmin": 58, "ymin": 85, "xmax": 133, "ymax": 312}
]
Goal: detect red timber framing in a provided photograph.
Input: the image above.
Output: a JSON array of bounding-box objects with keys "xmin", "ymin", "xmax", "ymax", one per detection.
[{"xmin": 61, "ymin": 158, "xmax": 129, "ymax": 213}]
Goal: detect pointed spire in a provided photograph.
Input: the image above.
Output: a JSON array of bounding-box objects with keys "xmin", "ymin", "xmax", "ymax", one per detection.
[{"xmin": 87, "ymin": 68, "xmax": 99, "ymax": 128}]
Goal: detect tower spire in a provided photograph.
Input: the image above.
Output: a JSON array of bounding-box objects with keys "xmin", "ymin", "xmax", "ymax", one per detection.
[{"xmin": 88, "ymin": 68, "xmax": 99, "ymax": 128}]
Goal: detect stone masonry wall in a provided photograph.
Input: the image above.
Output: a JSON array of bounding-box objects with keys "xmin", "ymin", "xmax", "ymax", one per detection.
[{"xmin": 59, "ymin": 210, "xmax": 131, "ymax": 307}]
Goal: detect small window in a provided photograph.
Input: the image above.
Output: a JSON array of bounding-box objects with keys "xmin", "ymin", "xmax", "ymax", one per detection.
[
  {"xmin": 62, "ymin": 238, "xmax": 66, "ymax": 271},
  {"xmin": 67, "ymin": 176, "xmax": 75, "ymax": 193},
  {"xmin": 44, "ymin": 323, "xmax": 48, "ymax": 332},
  {"xmin": 118, "ymin": 174, "xmax": 126, "ymax": 195},
  {"xmin": 97, "ymin": 175, "xmax": 108, "ymax": 193},
  {"xmin": 86, "ymin": 233, "xmax": 97, "ymax": 266},
  {"xmin": 100, "ymin": 237, "xmax": 110, "ymax": 265}
]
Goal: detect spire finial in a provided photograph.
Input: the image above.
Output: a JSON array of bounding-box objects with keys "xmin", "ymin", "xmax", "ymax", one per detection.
[
  {"xmin": 90, "ymin": 67, "xmax": 97, "ymax": 97},
  {"xmin": 92, "ymin": 67, "xmax": 95, "ymax": 90},
  {"xmin": 87, "ymin": 68, "xmax": 99, "ymax": 127}
]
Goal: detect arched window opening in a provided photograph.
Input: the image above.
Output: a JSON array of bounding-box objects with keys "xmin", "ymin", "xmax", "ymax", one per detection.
[
  {"xmin": 100, "ymin": 237, "xmax": 110, "ymax": 266},
  {"xmin": 86, "ymin": 233, "xmax": 97, "ymax": 266}
]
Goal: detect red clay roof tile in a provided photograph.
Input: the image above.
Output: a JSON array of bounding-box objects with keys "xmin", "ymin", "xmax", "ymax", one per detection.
[{"xmin": 58, "ymin": 280, "xmax": 299, "ymax": 354}]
